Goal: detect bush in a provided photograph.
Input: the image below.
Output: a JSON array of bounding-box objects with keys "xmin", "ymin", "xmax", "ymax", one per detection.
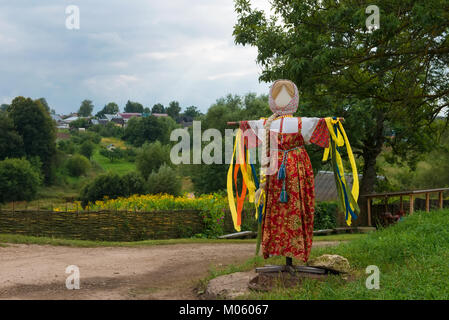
[
  {"xmin": 57, "ymin": 140, "xmax": 77, "ymax": 154},
  {"xmin": 80, "ymin": 171, "xmax": 145, "ymax": 207},
  {"xmin": 146, "ymin": 164, "xmax": 182, "ymax": 196},
  {"xmin": 314, "ymin": 201, "xmax": 338, "ymax": 230},
  {"xmin": 65, "ymin": 154, "xmax": 91, "ymax": 177},
  {"xmin": 80, "ymin": 140, "xmax": 95, "ymax": 159},
  {"xmin": 121, "ymin": 171, "xmax": 145, "ymax": 196},
  {"xmin": 136, "ymin": 141, "xmax": 171, "ymax": 179},
  {"xmin": 99, "ymin": 147, "xmax": 123, "ymax": 162},
  {"xmin": 0, "ymin": 158, "xmax": 41, "ymax": 203},
  {"xmin": 89, "ymin": 122, "xmax": 124, "ymax": 138},
  {"xmin": 70, "ymin": 131, "xmax": 101, "ymax": 145}
]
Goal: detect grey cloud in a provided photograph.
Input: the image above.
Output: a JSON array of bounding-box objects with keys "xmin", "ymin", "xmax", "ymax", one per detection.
[{"xmin": 0, "ymin": 0, "xmax": 268, "ymax": 114}]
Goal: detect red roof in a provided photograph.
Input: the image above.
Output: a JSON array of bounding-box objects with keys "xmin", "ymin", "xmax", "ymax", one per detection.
[{"xmin": 118, "ymin": 113, "xmax": 142, "ymax": 119}]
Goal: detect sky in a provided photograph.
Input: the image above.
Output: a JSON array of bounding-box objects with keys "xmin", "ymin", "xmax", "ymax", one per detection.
[{"xmin": 0, "ymin": 0, "xmax": 273, "ymax": 115}]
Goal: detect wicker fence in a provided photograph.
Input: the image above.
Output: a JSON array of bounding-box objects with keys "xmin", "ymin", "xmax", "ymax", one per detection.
[
  {"xmin": 0, "ymin": 210, "xmax": 206, "ymax": 241},
  {"xmin": 0, "ymin": 208, "xmax": 258, "ymax": 241}
]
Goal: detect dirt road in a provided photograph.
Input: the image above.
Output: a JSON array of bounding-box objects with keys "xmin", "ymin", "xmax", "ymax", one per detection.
[{"xmin": 0, "ymin": 241, "xmax": 339, "ymax": 300}]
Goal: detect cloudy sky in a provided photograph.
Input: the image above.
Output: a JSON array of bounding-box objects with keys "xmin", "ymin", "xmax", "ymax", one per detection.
[{"xmin": 0, "ymin": 0, "xmax": 272, "ymax": 115}]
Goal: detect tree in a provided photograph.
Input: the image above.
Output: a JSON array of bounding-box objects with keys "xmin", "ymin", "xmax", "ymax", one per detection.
[
  {"xmin": 0, "ymin": 112, "xmax": 24, "ymax": 160},
  {"xmin": 123, "ymin": 116, "xmax": 170, "ymax": 147},
  {"xmin": 188, "ymin": 93, "xmax": 272, "ymax": 194},
  {"xmin": 0, "ymin": 158, "xmax": 41, "ymax": 203},
  {"xmin": 9, "ymin": 97, "xmax": 56, "ymax": 183},
  {"xmin": 65, "ymin": 154, "xmax": 91, "ymax": 177},
  {"xmin": 183, "ymin": 105, "xmax": 202, "ymax": 119},
  {"xmin": 146, "ymin": 164, "xmax": 182, "ymax": 196},
  {"xmin": 36, "ymin": 98, "xmax": 50, "ymax": 113},
  {"xmin": 124, "ymin": 100, "xmax": 144, "ymax": 113},
  {"xmin": 0, "ymin": 104, "xmax": 9, "ymax": 112},
  {"xmin": 166, "ymin": 101, "xmax": 181, "ymax": 120},
  {"xmin": 78, "ymin": 99, "xmax": 94, "ymax": 117},
  {"xmin": 69, "ymin": 117, "xmax": 90, "ymax": 129},
  {"xmin": 233, "ymin": 0, "xmax": 449, "ymax": 196},
  {"xmin": 151, "ymin": 103, "xmax": 165, "ymax": 114},
  {"xmin": 80, "ymin": 171, "xmax": 145, "ymax": 207},
  {"xmin": 136, "ymin": 141, "xmax": 171, "ymax": 179},
  {"xmin": 80, "ymin": 140, "xmax": 95, "ymax": 159},
  {"xmin": 99, "ymin": 147, "xmax": 123, "ymax": 162},
  {"xmin": 95, "ymin": 102, "xmax": 119, "ymax": 118}
]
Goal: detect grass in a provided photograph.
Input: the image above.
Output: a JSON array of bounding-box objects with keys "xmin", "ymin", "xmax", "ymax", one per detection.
[
  {"xmin": 0, "ymin": 233, "xmax": 363, "ymax": 248},
  {"xmin": 92, "ymin": 148, "xmax": 136, "ymax": 175},
  {"xmin": 201, "ymin": 210, "xmax": 449, "ymax": 300}
]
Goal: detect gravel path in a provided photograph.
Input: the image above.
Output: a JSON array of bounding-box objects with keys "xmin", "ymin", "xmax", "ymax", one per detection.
[{"xmin": 0, "ymin": 241, "xmax": 340, "ymax": 300}]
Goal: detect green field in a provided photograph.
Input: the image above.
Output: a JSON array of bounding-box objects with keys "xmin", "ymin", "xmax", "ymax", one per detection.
[
  {"xmin": 201, "ymin": 210, "xmax": 449, "ymax": 300},
  {"xmin": 92, "ymin": 148, "xmax": 136, "ymax": 175}
]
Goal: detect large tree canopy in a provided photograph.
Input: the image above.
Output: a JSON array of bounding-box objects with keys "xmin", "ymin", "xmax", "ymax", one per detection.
[
  {"xmin": 96, "ymin": 102, "xmax": 119, "ymax": 118},
  {"xmin": 8, "ymin": 97, "xmax": 56, "ymax": 183},
  {"xmin": 233, "ymin": 0, "xmax": 449, "ymax": 195},
  {"xmin": 125, "ymin": 100, "xmax": 144, "ymax": 113},
  {"xmin": 78, "ymin": 99, "xmax": 94, "ymax": 117}
]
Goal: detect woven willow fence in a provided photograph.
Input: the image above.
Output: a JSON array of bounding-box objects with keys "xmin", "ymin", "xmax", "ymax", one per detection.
[
  {"xmin": 0, "ymin": 208, "xmax": 257, "ymax": 241},
  {"xmin": 0, "ymin": 210, "xmax": 206, "ymax": 241}
]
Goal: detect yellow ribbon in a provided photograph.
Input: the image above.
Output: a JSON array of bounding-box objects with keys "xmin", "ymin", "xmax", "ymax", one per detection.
[
  {"xmin": 323, "ymin": 118, "xmax": 359, "ymax": 225},
  {"xmin": 227, "ymin": 129, "xmax": 241, "ymax": 232}
]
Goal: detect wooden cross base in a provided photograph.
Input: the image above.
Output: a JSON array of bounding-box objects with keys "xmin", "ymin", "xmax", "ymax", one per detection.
[{"xmin": 256, "ymin": 264, "xmax": 326, "ymax": 275}]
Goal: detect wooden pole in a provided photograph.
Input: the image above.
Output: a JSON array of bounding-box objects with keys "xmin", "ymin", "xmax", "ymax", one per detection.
[
  {"xmin": 409, "ymin": 194, "xmax": 414, "ymax": 215},
  {"xmin": 425, "ymin": 192, "xmax": 430, "ymax": 212},
  {"xmin": 227, "ymin": 117, "xmax": 345, "ymax": 126},
  {"xmin": 367, "ymin": 197, "xmax": 372, "ymax": 227},
  {"xmin": 439, "ymin": 192, "xmax": 444, "ymax": 209}
]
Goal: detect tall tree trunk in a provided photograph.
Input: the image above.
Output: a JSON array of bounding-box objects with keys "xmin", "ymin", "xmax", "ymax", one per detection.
[{"xmin": 358, "ymin": 109, "xmax": 385, "ymax": 223}]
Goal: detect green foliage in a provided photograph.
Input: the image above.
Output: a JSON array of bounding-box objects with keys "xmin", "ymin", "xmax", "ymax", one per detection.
[
  {"xmin": 65, "ymin": 154, "xmax": 91, "ymax": 177},
  {"xmin": 151, "ymin": 103, "xmax": 165, "ymax": 114},
  {"xmin": 146, "ymin": 164, "xmax": 182, "ymax": 196},
  {"xmin": 189, "ymin": 93, "xmax": 272, "ymax": 194},
  {"xmin": 0, "ymin": 158, "xmax": 41, "ymax": 203},
  {"xmin": 80, "ymin": 171, "xmax": 145, "ymax": 207},
  {"xmin": 123, "ymin": 116, "xmax": 171, "ymax": 147},
  {"xmin": 136, "ymin": 141, "xmax": 171, "ymax": 179},
  {"xmin": 79, "ymin": 140, "xmax": 95, "ymax": 159},
  {"xmin": 95, "ymin": 102, "xmax": 119, "ymax": 118},
  {"xmin": 78, "ymin": 99, "xmax": 94, "ymax": 117},
  {"xmin": 99, "ymin": 147, "xmax": 123, "ymax": 162},
  {"xmin": 70, "ymin": 131, "xmax": 101, "ymax": 145},
  {"xmin": 69, "ymin": 118, "xmax": 90, "ymax": 129},
  {"xmin": 8, "ymin": 97, "xmax": 56, "ymax": 183},
  {"xmin": 183, "ymin": 105, "xmax": 202, "ymax": 119},
  {"xmin": 89, "ymin": 122, "xmax": 124, "ymax": 138},
  {"xmin": 0, "ymin": 112, "xmax": 24, "ymax": 160},
  {"xmin": 57, "ymin": 139, "xmax": 77, "ymax": 154},
  {"xmin": 120, "ymin": 171, "xmax": 146, "ymax": 196},
  {"xmin": 166, "ymin": 101, "xmax": 181, "ymax": 120},
  {"xmin": 314, "ymin": 202, "xmax": 338, "ymax": 230},
  {"xmin": 233, "ymin": 0, "xmax": 449, "ymax": 194},
  {"xmin": 124, "ymin": 100, "xmax": 144, "ymax": 113}
]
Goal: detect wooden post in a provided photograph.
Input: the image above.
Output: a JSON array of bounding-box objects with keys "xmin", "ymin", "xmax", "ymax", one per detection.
[
  {"xmin": 367, "ymin": 197, "xmax": 372, "ymax": 227},
  {"xmin": 409, "ymin": 194, "xmax": 414, "ymax": 214},
  {"xmin": 439, "ymin": 192, "xmax": 444, "ymax": 209},
  {"xmin": 400, "ymin": 196, "xmax": 404, "ymax": 212},
  {"xmin": 425, "ymin": 193, "xmax": 430, "ymax": 212}
]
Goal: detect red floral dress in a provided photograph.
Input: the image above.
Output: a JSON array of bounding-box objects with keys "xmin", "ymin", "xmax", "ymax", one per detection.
[{"xmin": 261, "ymin": 117, "xmax": 329, "ymax": 262}]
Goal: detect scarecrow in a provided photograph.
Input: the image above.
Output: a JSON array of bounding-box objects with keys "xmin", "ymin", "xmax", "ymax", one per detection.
[{"xmin": 227, "ymin": 79, "xmax": 359, "ymax": 267}]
